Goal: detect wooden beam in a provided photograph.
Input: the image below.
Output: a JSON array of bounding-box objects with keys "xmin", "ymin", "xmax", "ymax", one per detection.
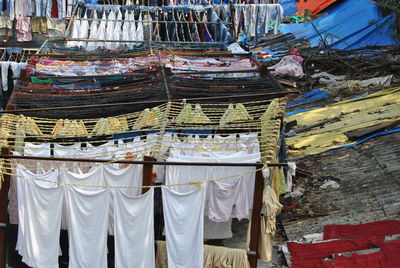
[
  {"xmin": 247, "ymin": 165, "xmax": 264, "ymax": 268},
  {"xmin": 0, "ymin": 104, "xmax": 14, "ymax": 268},
  {"xmin": 142, "ymin": 156, "xmax": 154, "ymax": 194}
]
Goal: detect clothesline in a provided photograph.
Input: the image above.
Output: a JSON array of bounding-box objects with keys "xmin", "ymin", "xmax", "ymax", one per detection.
[
  {"xmin": 1, "ymin": 164, "xmax": 265, "ymax": 188},
  {"xmin": 0, "ymin": 92, "xmax": 291, "ymax": 114},
  {"xmin": 0, "ymin": 154, "xmax": 286, "ymax": 167},
  {"xmin": 72, "ymin": 17, "xmax": 223, "ymax": 24}
]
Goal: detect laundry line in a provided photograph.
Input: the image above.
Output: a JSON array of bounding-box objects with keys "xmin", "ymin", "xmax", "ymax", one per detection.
[
  {"xmin": 1, "ymin": 163, "xmax": 263, "ymax": 189},
  {"xmin": 72, "ymin": 17, "xmax": 224, "ymax": 24},
  {"xmin": 0, "ymin": 91, "xmax": 295, "ymax": 114},
  {"xmin": 65, "ymin": 38, "xmax": 225, "ymax": 44},
  {"xmin": 0, "ymin": 154, "xmax": 287, "ymax": 167}
]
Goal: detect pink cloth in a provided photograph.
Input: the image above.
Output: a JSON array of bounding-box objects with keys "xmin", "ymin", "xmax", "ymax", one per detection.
[{"xmin": 16, "ymin": 17, "xmax": 32, "ymax": 42}]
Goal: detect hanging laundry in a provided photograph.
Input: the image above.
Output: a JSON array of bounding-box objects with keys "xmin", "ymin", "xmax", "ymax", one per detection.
[
  {"xmin": 18, "ymin": 175, "xmax": 63, "ymax": 268},
  {"xmin": 0, "ymin": 61, "xmax": 10, "ymax": 91},
  {"xmin": 103, "ymin": 164, "xmax": 143, "ymax": 234},
  {"xmin": 53, "ymin": 143, "xmax": 81, "ymax": 157},
  {"xmin": 136, "ymin": 12, "xmax": 144, "ymax": 41},
  {"xmin": 207, "ymin": 169, "xmax": 249, "ymax": 222},
  {"xmin": 16, "ymin": 167, "xmax": 59, "ymax": 258},
  {"xmin": 219, "ymin": 103, "xmax": 253, "ymax": 126},
  {"xmin": 31, "ymin": 17, "xmax": 47, "ymax": 34},
  {"xmin": 87, "ymin": 10, "xmax": 98, "ymax": 50},
  {"xmin": 113, "ymin": 188, "xmax": 155, "ymax": 268},
  {"xmin": 16, "ymin": 115, "xmax": 43, "ymax": 136},
  {"xmin": 67, "ymin": 18, "xmax": 80, "ymax": 47},
  {"xmin": 96, "ymin": 10, "xmax": 107, "ymax": 48},
  {"xmin": 64, "ymin": 185, "xmax": 110, "ymax": 268},
  {"xmin": 113, "ymin": 9, "xmax": 123, "ymax": 49},
  {"xmin": 78, "ymin": 11, "xmax": 89, "ymax": 48},
  {"xmin": 128, "ymin": 10, "xmax": 137, "ymax": 48},
  {"xmin": 162, "ymin": 187, "xmax": 205, "ymax": 268},
  {"xmin": 133, "ymin": 107, "xmax": 162, "ymax": 129},
  {"xmin": 51, "ymin": 119, "xmax": 87, "ymax": 138},
  {"xmin": 105, "ymin": 9, "xmax": 116, "ymax": 49}
]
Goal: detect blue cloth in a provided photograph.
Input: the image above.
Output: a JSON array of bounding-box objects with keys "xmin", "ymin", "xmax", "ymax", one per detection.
[
  {"xmin": 113, "ymin": 131, "xmax": 142, "ymax": 143},
  {"xmin": 279, "ymin": 0, "xmax": 397, "ymax": 49},
  {"xmin": 287, "ymin": 128, "xmax": 400, "ymax": 161},
  {"xmin": 287, "ymin": 89, "xmax": 330, "ymax": 108}
]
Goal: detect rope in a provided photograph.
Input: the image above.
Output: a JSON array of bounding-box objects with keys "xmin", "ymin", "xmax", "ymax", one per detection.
[{"xmin": 1, "ymin": 166, "xmax": 262, "ymax": 189}]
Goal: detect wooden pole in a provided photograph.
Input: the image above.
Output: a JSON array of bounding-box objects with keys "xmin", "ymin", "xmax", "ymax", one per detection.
[
  {"xmin": 0, "ymin": 104, "xmax": 15, "ymax": 268},
  {"xmin": 0, "ymin": 147, "xmax": 10, "ymax": 268},
  {"xmin": 247, "ymin": 165, "xmax": 264, "ymax": 268},
  {"xmin": 142, "ymin": 156, "xmax": 154, "ymax": 194}
]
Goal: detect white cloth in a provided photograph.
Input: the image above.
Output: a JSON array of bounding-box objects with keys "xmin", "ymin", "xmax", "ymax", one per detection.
[
  {"xmin": 78, "ymin": 11, "xmax": 89, "ymax": 48},
  {"xmin": 87, "ymin": 10, "xmax": 98, "ymax": 50},
  {"xmin": 23, "ymin": 142, "xmax": 51, "ymax": 156},
  {"xmin": 113, "ymin": 9, "xmax": 122, "ymax": 49},
  {"xmin": 23, "ymin": 142, "xmax": 51, "ymax": 173},
  {"xmin": 16, "ymin": 167, "xmax": 59, "ymax": 258},
  {"xmin": 103, "ymin": 164, "xmax": 143, "ymax": 234},
  {"xmin": 166, "ymin": 156, "xmax": 210, "ymax": 193},
  {"xmin": 60, "ymin": 165, "xmax": 104, "ymax": 229},
  {"xmin": 105, "ymin": 10, "xmax": 116, "ymax": 49},
  {"xmin": 0, "ymin": 61, "xmax": 10, "ymax": 92},
  {"xmin": 121, "ymin": 10, "xmax": 130, "ymax": 48},
  {"xmin": 162, "ymin": 187, "xmax": 205, "ymax": 268},
  {"xmin": 64, "ymin": 185, "xmax": 109, "ymax": 268},
  {"xmin": 54, "ymin": 143, "xmax": 81, "ymax": 157},
  {"xmin": 128, "ymin": 11, "xmax": 136, "ymax": 48},
  {"xmin": 67, "ymin": 18, "xmax": 80, "ymax": 47},
  {"xmin": 114, "ymin": 188, "xmax": 155, "ymax": 268},
  {"xmin": 136, "ymin": 13, "xmax": 144, "ymax": 41},
  {"xmin": 286, "ymin": 162, "xmax": 296, "ymax": 192},
  {"xmin": 207, "ymin": 173, "xmax": 249, "ymax": 222},
  {"xmin": 10, "ymin": 62, "xmax": 27, "ymax": 86},
  {"xmin": 96, "ymin": 10, "xmax": 107, "ymax": 48},
  {"xmin": 19, "ymin": 173, "xmax": 63, "ymax": 268},
  {"xmin": 238, "ymin": 133, "xmax": 260, "ymax": 155}
]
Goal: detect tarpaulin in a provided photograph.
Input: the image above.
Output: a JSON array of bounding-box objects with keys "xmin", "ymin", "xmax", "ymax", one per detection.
[
  {"xmin": 279, "ymin": 0, "xmax": 298, "ymax": 16},
  {"xmin": 286, "ymin": 87, "xmax": 400, "ymax": 159},
  {"xmin": 296, "ymin": 0, "xmax": 337, "ymax": 15},
  {"xmin": 280, "ymin": 0, "xmax": 397, "ymax": 49},
  {"xmin": 287, "ymin": 89, "xmax": 330, "ymax": 108},
  {"xmin": 287, "ymin": 237, "xmax": 384, "ymax": 263},
  {"xmin": 324, "ymin": 220, "xmax": 400, "ymax": 240}
]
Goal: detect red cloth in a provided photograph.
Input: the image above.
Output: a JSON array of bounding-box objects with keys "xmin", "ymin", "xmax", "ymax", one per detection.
[
  {"xmin": 287, "ymin": 237, "xmax": 384, "ymax": 263},
  {"xmin": 334, "ymin": 251, "xmax": 383, "ymax": 268},
  {"xmin": 332, "ymin": 240, "xmax": 400, "ymax": 268},
  {"xmin": 291, "ymin": 260, "xmax": 333, "ymax": 268},
  {"xmin": 323, "ymin": 220, "xmax": 400, "ymax": 240},
  {"xmin": 51, "ymin": 0, "xmax": 58, "ymax": 18},
  {"xmin": 381, "ymin": 240, "xmax": 400, "ymax": 267}
]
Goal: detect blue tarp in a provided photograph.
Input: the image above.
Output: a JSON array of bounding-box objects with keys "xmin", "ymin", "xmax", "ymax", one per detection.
[
  {"xmin": 279, "ymin": 0, "xmax": 298, "ymax": 16},
  {"xmin": 287, "ymin": 89, "xmax": 330, "ymax": 108},
  {"xmin": 286, "ymin": 128, "xmax": 400, "ymax": 161},
  {"xmin": 279, "ymin": 0, "xmax": 397, "ymax": 49}
]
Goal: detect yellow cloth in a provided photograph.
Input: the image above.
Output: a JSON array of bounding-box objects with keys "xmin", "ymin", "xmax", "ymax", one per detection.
[
  {"xmin": 271, "ymin": 167, "xmax": 286, "ymax": 197},
  {"xmin": 286, "ymin": 87, "xmax": 400, "ymax": 159},
  {"xmin": 0, "ymin": 17, "xmax": 12, "ymax": 29},
  {"xmin": 246, "ymin": 186, "xmax": 283, "ymax": 262},
  {"xmin": 156, "ymin": 241, "xmax": 250, "ymax": 268},
  {"xmin": 32, "ymin": 17, "xmax": 47, "ymax": 34}
]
